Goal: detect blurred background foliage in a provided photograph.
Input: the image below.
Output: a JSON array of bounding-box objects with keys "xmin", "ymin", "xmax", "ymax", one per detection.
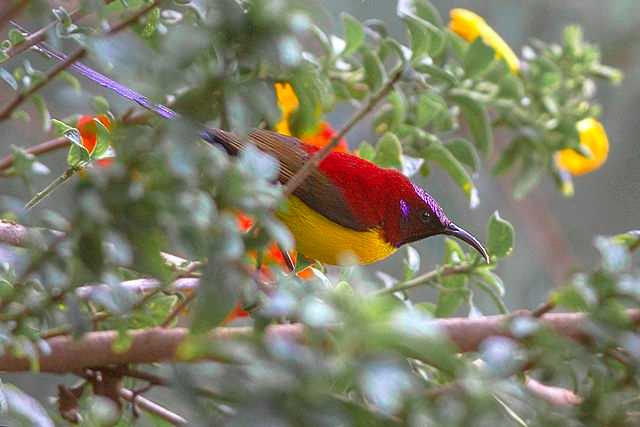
[{"xmin": 0, "ymin": 0, "xmax": 638, "ymax": 426}]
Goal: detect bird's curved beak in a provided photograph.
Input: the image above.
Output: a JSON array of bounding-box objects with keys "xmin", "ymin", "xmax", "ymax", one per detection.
[{"xmin": 444, "ymin": 223, "xmax": 490, "ymax": 263}]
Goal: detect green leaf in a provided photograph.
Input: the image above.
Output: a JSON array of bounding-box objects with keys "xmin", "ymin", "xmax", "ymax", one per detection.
[
  {"xmin": 446, "ymin": 29, "xmax": 468, "ymax": 60},
  {"xmin": 413, "ymin": 0, "xmax": 444, "ymax": 29},
  {"xmin": 463, "ymin": 38, "xmax": 495, "ymax": 78},
  {"xmin": 414, "ymin": 63, "xmax": 458, "ymax": 86},
  {"xmin": 404, "ymin": 14, "xmax": 444, "ymax": 61},
  {"xmin": 363, "ymin": 50, "xmax": 386, "ymax": 92},
  {"xmin": 91, "ymin": 118, "xmax": 112, "ymax": 159},
  {"xmin": 387, "ymin": 89, "xmax": 407, "ymax": 130},
  {"xmin": 492, "ymin": 138, "xmax": 524, "ymax": 176},
  {"xmin": 404, "ymin": 15, "xmax": 431, "ymax": 62},
  {"xmin": 474, "ymin": 268, "xmax": 505, "ymax": 297},
  {"xmin": 0, "ymin": 67, "xmax": 17, "ymax": 90},
  {"xmin": 51, "ymin": 118, "xmax": 76, "ymax": 136},
  {"xmin": 341, "ymin": 13, "xmax": 365, "ymax": 56},
  {"xmin": 435, "ymin": 287, "xmax": 468, "ymax": 317},
  {"xmin": 551, "ymin": 286, "xmax": 588, "ymax": 311},
  {"xmin": 487, "ymin": 211, "xmax": 514, "ymax": 259},
  {"xmin": 415, "ymin": 92, "xmax": 447, "ymax": 128},
  {"xmin": 445, "ymin": 138, "xmax": 478, "ymax": 171},
  {"xmin": 31, "ymin": 95, "xmax": 51, "ymax": 132},
  {"xmin": 8, "ymin": 29, "xmax": 26, "ymax": 46},
  {"xmin": 513, "ymin": 158, "xmax": 543, "ymax": 199},
  {"xmin": 403, "ymin": 245, "xmax": 420, "ymax": 280},
  {"xmin": 423, "ymin": 141, "xmax": 475, "ymax": 202},
  {"xmin": 67, "ymin": 144, "xmax": 91, "ymax": 167},
  {"xmin": 191, "ymin": 256, "xmax": 242, "ymax": 333},
  {"xmin": 451, "ymin": 92, "xmax": 493, "ymax": 157},
  {"xmin": 499, "ymin": 74, "xmax": 525, "ymax": 100},
  {"xmin": 92, "ymin": 96, "xmax": 111, "ymax": 114},
  {"xmin": 443, "ymin": 238, "xmax": 465, "ymax": 264},
  {"xmin": 373, "ymin": 132, "xmax": 403, "ymax": 169},
  {"xmin": 357, "ymin": 141, "xmax": 376, "ymax": 161}
]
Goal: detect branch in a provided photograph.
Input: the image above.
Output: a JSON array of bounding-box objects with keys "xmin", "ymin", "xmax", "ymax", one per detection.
[
  {"xmin": 2, "ymin": 0, "xmax": 170, "ymax": 122},
  {"xmin": 24, "ymin": 166, "xmax": 79, "ymax": 211},
  {"xmin": 0, "ymin": 48, "xmax": 86, "ymax": 121},
  {"xmin": 524, "ymin": 377, "xmax": 582, "ymax": 406},
  {"xmin": 282, "ymin": 67, "xmax": 403, "ymax": 197},
  {"xmin": 4, "ymin": 9, "xmax": 83, "ymax": 62},
  {"xmin": 373, "ymin": 261, "xmax": 474, "ymax": 296},
  {"xmin": 119, "ymin": 388, "xmax": 188, "ymax": 425},
  {"xmin": 0, "ymin": 137, "xmax": 70, "ymax": 172},
  {"xmin": 1, "ymin": 311, "xmax": 638, "ymax": 373}
]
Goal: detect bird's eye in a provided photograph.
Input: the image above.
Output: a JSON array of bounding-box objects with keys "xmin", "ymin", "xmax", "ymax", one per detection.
[{"xmin": 421, "ymin": 211, "xmax": 431, "ymax": 223}]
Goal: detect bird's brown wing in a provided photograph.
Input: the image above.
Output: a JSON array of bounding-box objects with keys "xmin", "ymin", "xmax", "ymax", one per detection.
[{"xmin": 204, "ymin": 128, "xmax": 369, "ymax": 231}]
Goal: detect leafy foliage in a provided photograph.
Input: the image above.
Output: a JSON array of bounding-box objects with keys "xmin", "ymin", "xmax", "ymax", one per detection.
[{"xmin": 0, "ymin": 0, "xmax": 633, "ymax": 426}]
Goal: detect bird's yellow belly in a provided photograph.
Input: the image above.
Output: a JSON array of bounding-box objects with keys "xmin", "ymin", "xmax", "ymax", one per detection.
[{"xmin": 277, "ymin": 196, "xmax": 396, "ymax": 265}]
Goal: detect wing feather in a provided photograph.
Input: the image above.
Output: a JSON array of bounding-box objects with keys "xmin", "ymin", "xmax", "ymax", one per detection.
[{"xmin": 204, "ymin": 128, "xmax": 369, "ymax": 231}]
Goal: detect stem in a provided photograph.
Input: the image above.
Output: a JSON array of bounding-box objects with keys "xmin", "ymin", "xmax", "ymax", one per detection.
[
  {"xmin": 161, "ymin": 292, "xmax": 196, "ymax": 327},
  {"xmin": 0, "ymin": 48, "xmax": 86, "ymax": 121},
  {"xmin": 0, "ymin": 137, "xmax": 70, "ymax": 172},
  {"xmin": 532, "ymin": 300, "xmax": 556, "ymax": 317},
  {"xmin": 282, "ymin": 66, "xmax": 404, "ymax": 197},
  {"xmin": 119, "ymin": 388, "xmax": 188, "ymax": 425},
  {"xmin": 24, "ymin": 166, "xmax": 79, "ymax": 211},
  {"xmin": 373, "ymin": 262, "xmax": 473, "ymax": 297}
]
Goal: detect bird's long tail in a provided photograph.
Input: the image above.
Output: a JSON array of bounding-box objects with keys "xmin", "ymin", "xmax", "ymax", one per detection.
[{"xmin": 10, "ymin": 20, "xmax": 241, "ymax": 155}]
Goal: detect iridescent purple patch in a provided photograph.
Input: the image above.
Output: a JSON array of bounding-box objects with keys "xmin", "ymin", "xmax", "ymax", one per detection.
[{"xmin": 400, "ymin": 199, "xmax": 410, "ymax": 219}]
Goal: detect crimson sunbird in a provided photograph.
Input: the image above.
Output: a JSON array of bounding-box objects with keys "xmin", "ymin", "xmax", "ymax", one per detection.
[
  {"xmin": 22, "ymin": 28, "xmax": 489, "ymax": 266},
  {"xmin": 203, "ymin": 129, "xmax": 489, "ymax": 265}
]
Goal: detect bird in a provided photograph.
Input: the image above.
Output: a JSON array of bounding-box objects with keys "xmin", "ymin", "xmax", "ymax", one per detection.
[{"xmin": 202, "ymin": 128, "xmax": 489, "ymax": 266}]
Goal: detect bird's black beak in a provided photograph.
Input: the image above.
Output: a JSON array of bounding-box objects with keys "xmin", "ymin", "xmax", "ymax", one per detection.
[{"xmin": 444, "ymin": 223, "xmax": 490, "ymax": 263}]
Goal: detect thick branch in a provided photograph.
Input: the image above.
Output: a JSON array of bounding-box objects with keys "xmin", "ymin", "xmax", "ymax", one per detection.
[{"xmin": 1, "ymin": 311, "xmax": 637, "ymax": 373}]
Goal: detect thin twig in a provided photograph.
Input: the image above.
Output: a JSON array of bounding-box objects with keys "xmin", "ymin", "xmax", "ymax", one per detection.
[
  {"xmin": 372, "ymin": 262, "xmax": 474, "ymax": 296},
  {"xmin": 105, "ymin": 0, "xmax": 165, "ymax": 35},
  {"xmin": 532, "ymin": 300, "xmax": 556, "ymax": 318},
  {"xmin": 5, "ymin": 9, "xmax": 83, "ymax": 62},
  {"xmin": 0, "ymin": 48, "xmax": 86, "ymax": 121},
  {"xmin": 0, "ymin": 137, "xmax": 70, "ymax": 172},
  {"xmin": 119, "ymin": 387, "xmax": 187, "ymax": 425},
  {"xmin": 282, "ymin": 67, "xmax": 403, "ymax": 197},
  {"xmin": 161, "ymin": 292, "xmax": 196, "ymax": 327},
  {"xmin": 24, "ymin": 166, "xmax": 79, "ymax": 211}
]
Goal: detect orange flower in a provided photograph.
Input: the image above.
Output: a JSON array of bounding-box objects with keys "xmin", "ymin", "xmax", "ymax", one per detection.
[
  {"xmin": 555, "ymin": 118, "xmax": 609, "ymax": 176},
  {"xmin": 302, "ymin": 122, "xmax": 348, "ymax": 152},
  {"xmin": 449, "ymin": 8, "xmax": 520, "ymax": 73},
  {"xmin": 77, "ymin": 114, "xmax": 114, "ymax": 167}
]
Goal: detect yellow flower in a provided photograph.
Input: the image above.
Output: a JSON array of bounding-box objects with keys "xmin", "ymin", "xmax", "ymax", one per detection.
[
  {"xmin": 555, "ymin": 118, "xmax": 609, "ymax": 176},
  {"xmin": 274, "ymin": 82, "xmax": 299, "ymax": 136},
  {"xmin": 448, "ymin": 8, "xmax": 520, "ymax": 73}
]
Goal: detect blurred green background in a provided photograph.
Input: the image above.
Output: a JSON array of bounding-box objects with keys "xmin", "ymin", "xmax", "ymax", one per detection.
[{"xmin": 1, "ymin": 0, "xmax": 639, "ymax": 418}]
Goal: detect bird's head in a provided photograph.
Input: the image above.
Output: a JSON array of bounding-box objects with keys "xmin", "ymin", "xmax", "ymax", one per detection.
[{"xmin": 382, "ymin": 177, "xmax": 489, "ymax": 263}]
